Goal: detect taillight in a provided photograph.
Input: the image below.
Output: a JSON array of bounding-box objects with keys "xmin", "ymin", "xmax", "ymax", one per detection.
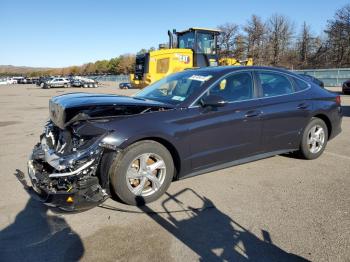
[{"xmin": 335, "ymin": 95, "xmax": 341, "ymax": 106}]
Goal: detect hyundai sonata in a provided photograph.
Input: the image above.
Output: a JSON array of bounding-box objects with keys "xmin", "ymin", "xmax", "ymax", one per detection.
[{"xmin": 26, "ymin": 66, "xmax": 342, "ymax": 210}]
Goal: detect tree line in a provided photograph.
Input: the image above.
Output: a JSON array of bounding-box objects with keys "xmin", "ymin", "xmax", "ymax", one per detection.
[
  {"xmin": 24, "ymin": 54, "xmax": 135, "ymax": 77},
  {"xmin": 218, "ymin": 4, "xmax": 350, "ymax": 69}
]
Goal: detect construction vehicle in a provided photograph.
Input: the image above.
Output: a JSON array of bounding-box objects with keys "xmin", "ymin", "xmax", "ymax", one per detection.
[{"xmin": 130, "ymin": 28, "xmax": 253, "ymax": 88}]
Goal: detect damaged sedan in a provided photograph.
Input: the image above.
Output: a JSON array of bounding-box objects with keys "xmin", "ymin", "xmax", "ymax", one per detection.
[{"xmin": 27, "ymin": 66, "xmax": 342, "ymax": 211}]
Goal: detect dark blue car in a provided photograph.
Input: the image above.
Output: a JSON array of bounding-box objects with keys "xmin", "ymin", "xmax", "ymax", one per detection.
[{"xmin": 27, "ymin": 66, "xmax": 342, "ymax": 210}]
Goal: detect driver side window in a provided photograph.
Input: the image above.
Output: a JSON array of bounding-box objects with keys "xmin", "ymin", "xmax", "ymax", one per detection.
[{"xmin": 200, "ymin": 72, "xmax": 254, "ymax": 103}]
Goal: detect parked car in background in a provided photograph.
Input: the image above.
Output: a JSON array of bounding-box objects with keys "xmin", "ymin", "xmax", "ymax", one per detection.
[
  {"xmin": 0, "ymin": 78, "xmax": 8, "ymax": 85},
  {"xmin": 299, "ymin": 74, "xmax": 325, "ymax": 88},
  {"xmin": 7, "ymin": 77, "xmax": 19, "ymax": 84},
  {"xmin": 17, "ymin": 78, "xmax": 28, "ymax": 84},
  {"xmin": 342, "ymin": 80, "xmax": 350, "ymax": 94},
  {"xmin": 12, "ymin": 76, "xmax": 25, "ymax": 83},
  {"xmin": 71, "ymin": 77, "xmax": 98, "ymax": 88},
  {"xmin": 44, "ymin": 77, "xmax": 71, "ymax": 88},
  {"xmin": 119, "ymin": 82, "xmax": 132, "ymax": 89},
  {"xmin": 27, "ymin": 66, "xmax": 342, "ymax": 210},
  {"xmin": 37, "ymin": 77, "xmax": 54, "ymax": 87}
]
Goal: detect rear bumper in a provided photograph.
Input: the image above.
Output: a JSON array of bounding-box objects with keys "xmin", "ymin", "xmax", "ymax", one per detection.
[{"xmin": 329, "ymin": 106, "xmax": 343, "ymax": 141}]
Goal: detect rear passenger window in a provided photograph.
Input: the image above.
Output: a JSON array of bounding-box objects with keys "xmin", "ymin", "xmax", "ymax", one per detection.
[
  {"xmin": 294, "ymin": 78, "xmax": 310, "ymax": 91},
  {"xmin": 258, "ymin": 72, "xmax": 293, "ymax": 97},
  {"xmin": 203, "ymin": 72, "xmax": 254, "ymax": 102}
]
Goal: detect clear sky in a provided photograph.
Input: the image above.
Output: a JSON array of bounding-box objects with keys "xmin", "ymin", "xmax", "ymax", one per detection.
[{"xmin": 1, "ymin": 0, "xmax": 348, "ymax": 67}]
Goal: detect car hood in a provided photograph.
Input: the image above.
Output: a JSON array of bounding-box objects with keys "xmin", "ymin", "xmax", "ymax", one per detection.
[{"xmin": 49, "ymin": 92, "xmax": 173, "ymax": 129}]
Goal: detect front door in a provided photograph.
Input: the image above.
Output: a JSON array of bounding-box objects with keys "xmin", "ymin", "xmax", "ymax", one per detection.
[{"xmin": 186, "ymin": 72, "xmax": 263, "ymax": 170}]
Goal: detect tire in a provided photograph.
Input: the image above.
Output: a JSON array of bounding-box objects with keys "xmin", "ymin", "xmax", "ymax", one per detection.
[
  {"xmin": 64, "ymin": 83, "xmax": 68, "ymax": 88},
  {"xmin": 109, "ymin": 140, "xmax": 174, "ymax": 205},
  {"xmin": 298, "ymin": 118, "xmax": 328, "ymax": 160}
]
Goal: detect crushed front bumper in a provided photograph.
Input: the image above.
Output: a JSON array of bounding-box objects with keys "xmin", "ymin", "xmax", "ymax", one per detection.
[
  {"xmin": 26, "ymin": 135, "xmax": 110, "ymax": 211},
  {"xmin": 27, "ymin": 160, "xmax": 107, "ymax": 211}
]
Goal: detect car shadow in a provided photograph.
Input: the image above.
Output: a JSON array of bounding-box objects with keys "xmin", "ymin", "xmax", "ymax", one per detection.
[
  {"xmin": 0, "ymin": 170, "xmax": 84, "ymax": 262},
  {"xmin": 134, "ymin": 189, "xmax": 310, "ymax": 262}
]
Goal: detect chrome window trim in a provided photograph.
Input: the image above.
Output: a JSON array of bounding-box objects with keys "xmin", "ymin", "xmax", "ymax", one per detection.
[{"xmin": 188, "ymin": 69, "xmax": 312, "ymax": 108}]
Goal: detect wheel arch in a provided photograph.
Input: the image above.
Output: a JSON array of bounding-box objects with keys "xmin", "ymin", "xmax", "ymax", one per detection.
[{"xmin": 312, "ymin": 114, "xmax": 332, "ymax": 139}]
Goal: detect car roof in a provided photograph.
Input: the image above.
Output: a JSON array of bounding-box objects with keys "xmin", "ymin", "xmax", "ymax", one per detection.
[{"xmin": 183, "ymin": 65, "xmax": 295, "ymax": 77}]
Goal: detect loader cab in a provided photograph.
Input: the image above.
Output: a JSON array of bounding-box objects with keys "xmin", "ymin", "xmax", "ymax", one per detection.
[{"xmin": 176, "ymin": 28, "xmax": 220, "ymax": 67}]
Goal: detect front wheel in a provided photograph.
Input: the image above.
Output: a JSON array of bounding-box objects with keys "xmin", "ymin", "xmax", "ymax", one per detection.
[
  {"xmin": 109, "ymin": 140, "xmax": 174, "ymax": 205},
  {"xmin": 298, "ymin": 118, "xmax": 328, "ymax": 160}
]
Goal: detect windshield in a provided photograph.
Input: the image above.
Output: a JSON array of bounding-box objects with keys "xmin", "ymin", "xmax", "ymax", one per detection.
[
  {"xmin": 178, "ymin": 31, "xmax": 217, "ymax": 54},
  {"xmin": 135, "ymin": 71, "xmax": 213, "ymax": 105},
  {"xmin": 178, "ymin": 32, "xmax": 195, "ymax": 49},
  {"xmin": 197, "ymin": 32, "xmax": 216, "ymax": 54}
]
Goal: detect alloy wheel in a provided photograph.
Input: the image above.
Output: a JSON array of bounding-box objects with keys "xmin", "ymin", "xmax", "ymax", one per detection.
[
  {"xmin": 307, "ymin": 125, "xmax": 325, "ymax": 154},
  {"xmin": 126, "ymin": 153, "xmax": 166, "ymax": 197}
]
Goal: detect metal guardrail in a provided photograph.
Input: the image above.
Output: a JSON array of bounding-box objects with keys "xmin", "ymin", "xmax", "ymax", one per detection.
[{"xmin": 294, "ymin": 68, "xmax": 350, "ymax": 87}]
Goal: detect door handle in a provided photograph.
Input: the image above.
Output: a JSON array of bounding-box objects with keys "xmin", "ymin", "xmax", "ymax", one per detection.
[
  {"xmin": 297, "ymin": 103, "xmax": 309, "ymax": 110},
  {"xmin": 245, "ymin": 110, "xmax": 262, "ymax": 118}
]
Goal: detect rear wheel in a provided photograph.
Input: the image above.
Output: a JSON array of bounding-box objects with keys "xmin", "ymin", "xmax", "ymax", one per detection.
[
  {"xmin": 298, "ymin": 118, "xmax": 328, "ymax": 160},
  {"xmin": 109, "ymin": 140, "xmax": 174, "ymax": 205}
]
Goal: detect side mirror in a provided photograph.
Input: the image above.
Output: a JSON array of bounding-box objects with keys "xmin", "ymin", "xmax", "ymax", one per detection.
[{"xmin": 200, "ymin": 94, "xmax": 227, "ymax": 107}]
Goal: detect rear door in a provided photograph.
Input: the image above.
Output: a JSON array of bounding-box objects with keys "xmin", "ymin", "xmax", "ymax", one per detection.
[
  {"xmin": 255, "ymin": 70, "xmax": 312, "ymax": 152},
  {"xmin": 186, "ymin": 71, "xmax": 264, "ymax": 170}
]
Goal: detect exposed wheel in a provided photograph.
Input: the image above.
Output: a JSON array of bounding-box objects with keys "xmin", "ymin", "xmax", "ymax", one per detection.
[
  {"xmin": 64, "ymin": 83, "xmax": 68, "ymax": 88},
  {"xmin": 298, "ymin": 118, "xmax": 328, "ymax": 160},
  {"xmin": 109, "ymin": 140, "xmax": 174, "ymax": 205}
]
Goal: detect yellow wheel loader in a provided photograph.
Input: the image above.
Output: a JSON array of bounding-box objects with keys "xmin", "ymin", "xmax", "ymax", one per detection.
[{"xmin": 129, "ymin": 28, "xmax": 253, "ymax": 88}]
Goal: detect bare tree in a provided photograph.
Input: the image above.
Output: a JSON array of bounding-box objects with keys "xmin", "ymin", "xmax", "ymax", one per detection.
[
  {"xmin": 233, "ymin": 34, "xmax": 246, "ymax": 60},
  {"xmin": 217, "ymin": 23, "xmax": 239, "ymax": 56},
  {"xmin": 297, "ymin": 22, "xmax": 313, "ymax": 67},
  {"xmin": 243, "ymin": 15, "xmax": 267, "ymax": 65},
  {"xmin": 325, "ymin": 4, "xmax": 350, "ymax": 67},
  {"xmin": 266, "ymin": 14, "xmax": 294, "ymax": 66}
]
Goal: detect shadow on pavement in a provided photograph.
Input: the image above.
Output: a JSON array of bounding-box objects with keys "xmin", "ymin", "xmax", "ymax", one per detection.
[
  {"xmin": 0, "ymin": 171, "xmax": 84, "ymax": 262},
  {"xmin": 136, "ymin": 188, "xmax": 310, "ymax": 262}
]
